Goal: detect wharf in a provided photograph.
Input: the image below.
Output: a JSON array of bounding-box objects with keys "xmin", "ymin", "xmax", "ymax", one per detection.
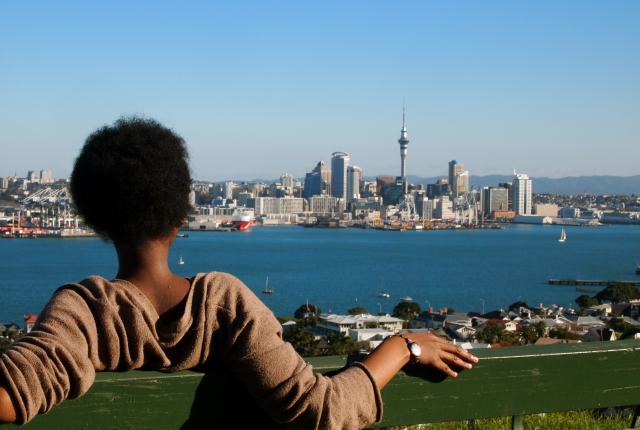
[{"xmin": 548, "ymin": 278, "xmax": 640, "ymax": 287}]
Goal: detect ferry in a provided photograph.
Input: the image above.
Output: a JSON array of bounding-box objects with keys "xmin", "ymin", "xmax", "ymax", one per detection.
[{"xmin": 231, "ymin": 213, "xmax": 253, "ymax": 231}]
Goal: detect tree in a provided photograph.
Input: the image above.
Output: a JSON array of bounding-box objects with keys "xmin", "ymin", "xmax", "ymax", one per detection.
[
  {"xmin": 508, "ymin": 301, "xmax": 530, "ymax": 312},
  {"xmin": 521, "ymin": 321, "xmax": 546, "ymax": 344},
  {"xmin": 294, "ymin": 303, "xmax": 321, "ymax": 322},
  {"xmin": 608, "ymin": 317, "xmax": 633, "ymax": 334},
  {"xmin": 283, "ymin": 326, "xmax": 319, "ymax": 356},
  {"xmin": 575, "ymin": 295, "xmax": 599, "ymax": 309},
  {"xmin": 347, "ymin": 306, "xmax": 369, "ymax": 315},
  {"xmin": 322, "ymin": 333, "xmax": 360, "ymax": 356},
  {"xmin": 549, "ymin": 326, "xmax": 581, "ymax": 340},
  {"xmin": 476, "ymin": 322, "xmax": 519, "ymax": 345},
  {"xmin": 595, "ymin": 284, "xmax": 640, "ymax": 304},
  {"xmin": 392, "ymin": 301, "xmax": 421, "ymax": 320}
]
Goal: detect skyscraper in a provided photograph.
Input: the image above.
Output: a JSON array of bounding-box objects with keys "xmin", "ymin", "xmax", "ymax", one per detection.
[
  {"xmin": 331, "ymin": 152, "xmax": 350, "ymax": 199},
  {"xmin": 448, "ymin": 160, "xmax": 468, "ymax": 197},
  {"xmin": 398, "ymin": 107, "xmax": 409, "ymax": 194},
  {"xmin": 346, "ymin": 165, "xmax": 362, "ymax": 202},
  {"xmin": 513, "ymin": 173, "xmax": 533, "ymax": 215},
  {"xmin": 303, "ymin": 161, "xmax": 331, "ymax": 199}
]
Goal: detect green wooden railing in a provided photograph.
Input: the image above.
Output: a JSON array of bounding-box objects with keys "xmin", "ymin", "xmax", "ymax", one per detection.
[{"xmin": 9, "ymin": 340, "xmax": 640, "ymax": 429}]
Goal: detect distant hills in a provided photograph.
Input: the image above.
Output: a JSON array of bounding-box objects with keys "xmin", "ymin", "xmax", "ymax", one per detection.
[{"xmin": 405, "ymin": 175, "xmax": 640, "ymax": 195}]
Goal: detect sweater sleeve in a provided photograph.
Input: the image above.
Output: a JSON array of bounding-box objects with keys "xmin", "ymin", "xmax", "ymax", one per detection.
[
  {"xmin": 219, "ymin": 275, "xmax": 383, "ymax": 430},
  {"xmin": 0, "ymin": 288, "xmax": 98, "ymax": 424}
]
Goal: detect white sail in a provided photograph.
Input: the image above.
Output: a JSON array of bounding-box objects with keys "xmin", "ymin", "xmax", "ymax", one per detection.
[{"xmin": 559, "ymin": 228, "xmax": 567, "ymax": 243}]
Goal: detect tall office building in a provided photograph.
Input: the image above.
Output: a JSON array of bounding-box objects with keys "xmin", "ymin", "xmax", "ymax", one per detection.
[
  {"xmin": 346, "ymin": 165, "xmax": 362, "ymax": 202},
  {"xmin": 331, "ymin": 152, "xmax": 350, "ymax": 199},
  {"xmin": 482, "ymin": 187, "xmax": 509, "ymax": 218},
  {"xmin": 303, "ymin": 161, "xmax": 331, "ymax": 199},
  {"xmin": 398, "ymin": 107, "xmax": 409, "ymax": 194},
  {"xmin": 513, "ymin": 173, "xmax": 533, "ymax": 215},
  {"xmin": 40, "ymin": 169, "xmax": 54, "ymax": 184},
  {"xmin": 448, "ymin": 160, "xmax": 468, "ymax": 197}
]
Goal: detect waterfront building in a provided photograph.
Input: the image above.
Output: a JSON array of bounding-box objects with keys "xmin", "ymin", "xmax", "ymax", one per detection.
[
  {"xmin": 39, "ymin": 169, "xmax": 54, "ymax": 185},
  {"xmin": 434, "ymin": 196, "xmax": 456, "ymax": 220},
  {"xmin": 513, "ymin": 173, "xmax": 533, "ymax": 215},
  {"xmin": 498, "ymin": 182, "xmax": 513, "ymax": 210},
  {"xmin": 331, "ymin": 152, "xmax": 350, "ymax": 199},
  {"xmin": 303, "ymin": 161, "xmax": 331, "ymax": 199},
  {"xmin": 513, "ymin": 215, "xmax": 552, "ymax": 224},
  {"xmin": 361, "ymin": 181, "xmax": 377, "ymax": 198},
  {"xmin": 249, "ymin": 197, "xmax": 305, "ymax": 215},
  {"xmin": 237, "ymin": 191, "xmax": 253, "ymax": 208},
  {"xmin": 188, "ymin": 190, "xmax": 196, "ymax": 208},
  {"xmin": 346, "ymin": 165, "xmax": 362, "ymax": 202},
  {"xmin": 351, "ymin": 197, "xmax": 383, "ymax": 218},
  {"xmin": 417, "ymin": 195, "xmax": 436, "ymax": 220},
  {"xmin": 309, "ymin": 196, "xmax": 345, "ymax": 215},
  {"xmin": 382, "ymin": 178, "xmax": 404, "ymax": 206},
  {"xmin": 435, "ymin": 196, "xmax": 455, "ymax": 220},
  {"xmin": 426, "ymin": 179, "xmax": 450, "ymax": 199},
  {"xmin": 27, "ymin": 170, "xmax": 39, "ymax": 183},
  {"xmin": 376, "ymin": 176, "xmax": 395, "ymax": 196},
  {"xmin": 535, "ymin": 203, "xmax": 559, "ymax": 217},
  {"xmin": 559, "ymin": 207, "xmax": 581, "ymax": 218},
  {"xmin": 448, "ymin": 161, "xmax": 463, "ymax": 194},
  {"xmin": 481, "ymin": 187, "xmax": 509, "ymax": 218}
]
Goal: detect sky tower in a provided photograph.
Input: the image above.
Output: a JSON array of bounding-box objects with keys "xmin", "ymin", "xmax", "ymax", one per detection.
[{"xmin": 398, "ymin": 104, "xmax": 409, "ymax": 194}]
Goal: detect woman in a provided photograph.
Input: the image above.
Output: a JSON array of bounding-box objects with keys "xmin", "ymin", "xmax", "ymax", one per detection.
[{"xmin": 0, "ymin": 117, "xmax": 477, "ymax": 428}]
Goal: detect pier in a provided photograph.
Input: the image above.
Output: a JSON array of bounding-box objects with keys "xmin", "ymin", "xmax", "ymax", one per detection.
[{"xmin": 548, "ymin": 278, "xmax": 640, "ymax": 287}]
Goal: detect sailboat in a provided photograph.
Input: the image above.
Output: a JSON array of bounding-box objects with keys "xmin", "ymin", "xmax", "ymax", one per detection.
[
  {"xmin": 558, "ymin": 227, "xmax": 567, "ymax": 243},
  {"xmin": 262, "ymin": 275, "xmax": 274, "ymax": 295},
  {"xmin": 178, "ymin": 255, "xmax": 185, "ymax": 265}
]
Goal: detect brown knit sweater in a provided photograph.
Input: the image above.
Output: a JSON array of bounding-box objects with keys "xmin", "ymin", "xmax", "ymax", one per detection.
[{"xmin": 0, "ymin": 272, "xmax": 382, "ymax": 428}]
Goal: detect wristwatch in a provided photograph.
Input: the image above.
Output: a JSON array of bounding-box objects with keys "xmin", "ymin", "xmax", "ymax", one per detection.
[{"xmin": 398, "ymin": 334, "xmax": 422, "ymax": 364}]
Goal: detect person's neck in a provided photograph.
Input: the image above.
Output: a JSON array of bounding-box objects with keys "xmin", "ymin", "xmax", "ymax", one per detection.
[{"xmin": 114, "ymin": 235, "xmax": 189, "ymax": 316}]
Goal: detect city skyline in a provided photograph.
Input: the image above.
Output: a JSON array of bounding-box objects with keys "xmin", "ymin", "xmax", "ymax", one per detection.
[{"xmin": 1, "ymin": 1, "xmax": 639, "ymax": 179}]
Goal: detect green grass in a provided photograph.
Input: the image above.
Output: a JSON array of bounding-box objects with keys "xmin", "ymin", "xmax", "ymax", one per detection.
[{"xmin": 386, "ymin": 410, "xmax": 631, "ymax": 430}]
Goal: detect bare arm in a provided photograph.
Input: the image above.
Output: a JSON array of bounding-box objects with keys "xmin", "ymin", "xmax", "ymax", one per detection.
[
  {"xmin": 0, "ymin": 386, "xmax": 16, "ymax": 423},
  {"xmin": 361, "ymin": 331, "xmax": 479, "ymax": 390}
]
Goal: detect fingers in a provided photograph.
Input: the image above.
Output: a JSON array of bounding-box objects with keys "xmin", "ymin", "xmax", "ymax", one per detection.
[
  {"xmin": 434, "ymin": 358, "xmax": 458, "ymax": 378},
  {"xmin": 442, "ymin": 343, "xmax": 479, "ymax": 364},
  {"xmin": 441, "ymin": 351, "xmax": 473, "ymax": 370}
]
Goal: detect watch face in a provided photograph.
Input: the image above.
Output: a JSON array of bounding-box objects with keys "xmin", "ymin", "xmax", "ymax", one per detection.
[{"xmin": 409, "ymin": 342, "xmax": 422, "ymax": 358}]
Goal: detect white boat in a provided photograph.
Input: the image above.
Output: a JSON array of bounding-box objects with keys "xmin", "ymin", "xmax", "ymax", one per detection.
[
  {"xmin": 262, "ymin": 275, "xmax": 274, "ymax": 295},
  {"xmin": 178, "ymin": 255, "xmax": 185, "ymax": 265},
  {"xmin": 558, "ymin": 227, "xmax": 567, "ymax": 243},
  {"xmin": 401, "ymin": 296, "xmax": 413, "ymax": 302},
  {"xmin": 377, "ymin": 292, "xmax": 391, "ymax": 299}
]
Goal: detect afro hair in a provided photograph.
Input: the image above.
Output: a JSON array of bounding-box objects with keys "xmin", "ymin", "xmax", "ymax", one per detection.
[{"xmin": 70, "ymin": 117, "xmax": 192, "ymax": 243}]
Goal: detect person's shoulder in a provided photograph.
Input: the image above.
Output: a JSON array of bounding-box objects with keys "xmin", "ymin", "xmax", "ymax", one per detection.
[{"xmin": 194, "ymin": 272, "xmax": 267, "ymax": 316}]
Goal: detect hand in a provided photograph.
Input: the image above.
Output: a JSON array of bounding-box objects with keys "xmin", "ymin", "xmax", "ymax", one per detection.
[{"xmin": 406, "ymin": 331, "xmax": 479, "ymax": 378}]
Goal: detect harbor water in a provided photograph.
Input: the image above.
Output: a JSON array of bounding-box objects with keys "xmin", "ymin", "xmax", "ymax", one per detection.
[{"xmin": 0, "ymin": 224, "xmax": 639, "ymax": 324}]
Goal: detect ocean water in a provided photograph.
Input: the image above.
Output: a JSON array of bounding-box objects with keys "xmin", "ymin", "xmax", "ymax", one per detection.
[{"xmin": 0, "ymin": 224, "xmax": 639, "ymax": 323}]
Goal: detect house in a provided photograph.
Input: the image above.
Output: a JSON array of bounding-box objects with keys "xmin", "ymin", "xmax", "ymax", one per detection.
[
  {"xmin": 281, "ymin": 320, "xmax": 297, "ymax": 334},
  {"xmin": 317, "ymin": 313, "xmax": 403, "ymax": 337},
  {"xmin": 24, "ymin": 314, "xmax": 38, "ymax": 333},
  {"xmin": 349, "ymin": 328, "xmax": 395, "ymax": 350},
  {"xmin": 445, "ymin": 324, "xmax": 477, "ymax": 341},
  {"xmin": 585, "ymin": 304, "xmax": 612, "ymax": 316},
  {"xmin": 412, "ymin": 312, "xmax": 472, "ymax": 330}
]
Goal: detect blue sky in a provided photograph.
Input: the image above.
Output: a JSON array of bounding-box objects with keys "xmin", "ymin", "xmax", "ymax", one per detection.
[{"xmin": 1, "ymin": 1, "xmax": 638, "ymax": 180}]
